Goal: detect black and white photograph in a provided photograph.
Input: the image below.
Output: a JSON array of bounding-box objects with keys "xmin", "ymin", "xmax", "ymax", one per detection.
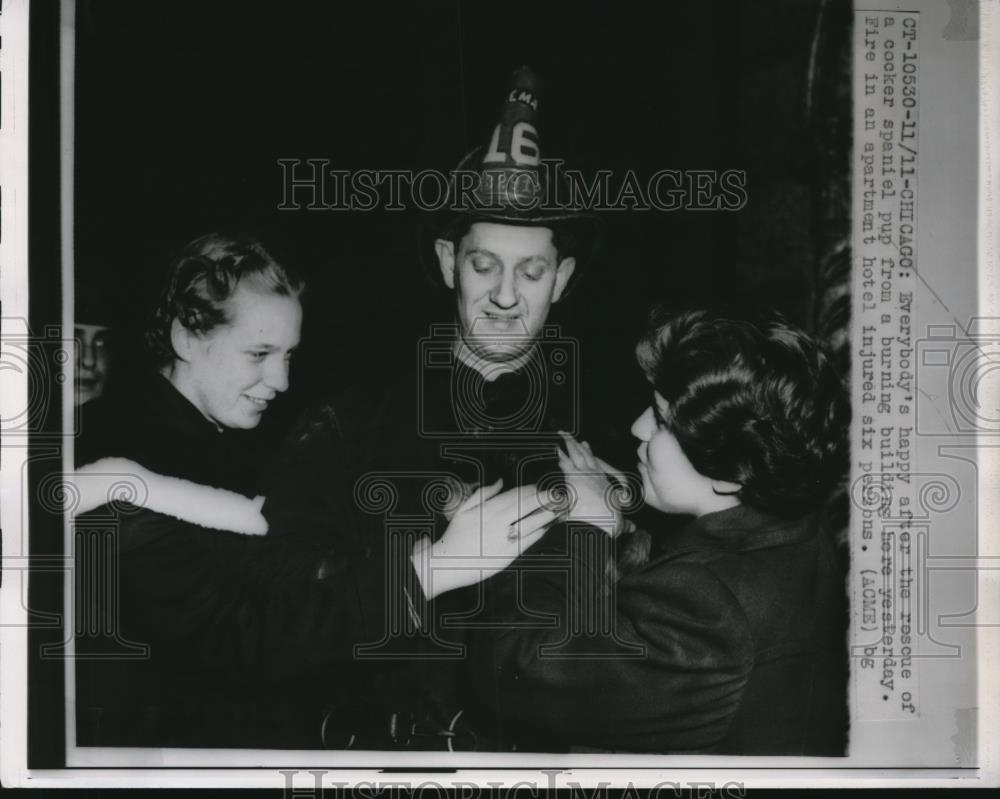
[{"xmin": 0, "ymin": 0, "xmax": 994, "ymax": 789}]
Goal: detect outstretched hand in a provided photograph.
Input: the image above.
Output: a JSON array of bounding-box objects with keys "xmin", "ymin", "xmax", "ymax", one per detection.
[
  {"xmin": 413, "ymin": 480, "xmax": 556, "ymax": 599},
  {"xmin": 556, "ymin": 432, "xmax": 625, "ymax": 537}
]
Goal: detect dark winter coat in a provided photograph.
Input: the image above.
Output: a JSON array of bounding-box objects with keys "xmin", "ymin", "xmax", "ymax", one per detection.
[
  {"xmin": 74, "ymin": 373, "xmax": 420, "ymax": 749},
  {"xmin": 465, "ymin": 504, "xmax": 849, "ymax": 755}
]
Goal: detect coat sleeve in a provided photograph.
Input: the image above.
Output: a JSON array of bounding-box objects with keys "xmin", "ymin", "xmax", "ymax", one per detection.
[
  {"xmin": 106, "ymin": 507, "xmax": 423, "ymax": 680},
  {"xmin": 473, "ymin": 525, "xmax": 756, "ymax": 752}
]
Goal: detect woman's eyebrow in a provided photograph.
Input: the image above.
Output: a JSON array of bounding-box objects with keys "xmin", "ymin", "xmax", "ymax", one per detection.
[{"xmin": 245, "ymin": 342, "xmax": 300, "ymax": 353}]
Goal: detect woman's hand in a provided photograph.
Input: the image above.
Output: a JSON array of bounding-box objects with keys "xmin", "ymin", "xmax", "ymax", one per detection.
[
  {"xmin": 437, "ymin": 477, "xmax": 477, "ymax": 521},
  {"xmin": 556, "ymin": 432, "xmax": 625, "ymax": 537},
  {"xmin": 412, "ymin": 479, "xmax": 555, "ymax": 599}
]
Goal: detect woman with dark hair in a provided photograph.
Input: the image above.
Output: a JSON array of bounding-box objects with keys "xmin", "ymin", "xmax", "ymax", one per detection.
[
  {"xmin": 74, "ymin": 233, "xmax": 553, "ymax": 749},
  {"xmin": 630, "ymin": 308, "xmax": 849, "ymax": 521},
  {"xmin": 468, "ymin": 309, "xmax": 850, "ymax": 755}
]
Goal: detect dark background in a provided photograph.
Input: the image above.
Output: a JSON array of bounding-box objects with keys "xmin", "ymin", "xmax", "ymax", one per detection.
[{"xmin": 74, "ymin": 0, "xmax": 851, "ymax": 424}]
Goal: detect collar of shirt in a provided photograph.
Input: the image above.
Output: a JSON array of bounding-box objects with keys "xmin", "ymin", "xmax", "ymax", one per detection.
[{"xmin": 452, "ymin": 339, "xmax": 537, "ymax": 382}]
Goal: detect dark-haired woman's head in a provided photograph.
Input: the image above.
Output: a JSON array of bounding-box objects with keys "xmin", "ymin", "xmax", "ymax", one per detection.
[
  {"xmin": 632, "ymin": 309, "xmax": 850, "ymax": 518},
  {"xmin": 148, "ymin": 233, "xmax": 305, "ymax": 430}
]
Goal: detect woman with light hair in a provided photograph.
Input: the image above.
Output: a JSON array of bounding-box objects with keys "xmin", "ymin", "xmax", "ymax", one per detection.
[{"xmin": 73, "ymin": 232, "xmax": 552, "ymax": 748}]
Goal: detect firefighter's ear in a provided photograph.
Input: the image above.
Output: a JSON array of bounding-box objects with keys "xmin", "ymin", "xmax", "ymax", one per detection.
[{"xmin": 435, "ymin": 238, "xmax": 456, "ymax": 290}]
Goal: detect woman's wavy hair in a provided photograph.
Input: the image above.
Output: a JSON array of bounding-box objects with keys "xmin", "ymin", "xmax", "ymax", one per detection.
[
  {"xmin": 635, "ymin": 308, "xmax": 850, "ymax": 518},
  {"xmin": 146, "ymin": 233, "xmax": 304, "ymax": 367}
]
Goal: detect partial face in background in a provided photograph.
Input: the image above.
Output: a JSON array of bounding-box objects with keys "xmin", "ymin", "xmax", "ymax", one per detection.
[
  {"xmin": 169, "ymin": 284, "xmax": 302, "ymax": 429},
  {"xmin": 75, "ymin": 323, "xmax": 112, "ymax": 405},
  {"xmin": 435, "ymin": 222, "xmax": 576, "ymax": 362}
]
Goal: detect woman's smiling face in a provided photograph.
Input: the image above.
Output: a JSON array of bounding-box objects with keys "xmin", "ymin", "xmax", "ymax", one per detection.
[{"xmin": 171, "ymin": 284, "xmax": 302, "ymax": 430}]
